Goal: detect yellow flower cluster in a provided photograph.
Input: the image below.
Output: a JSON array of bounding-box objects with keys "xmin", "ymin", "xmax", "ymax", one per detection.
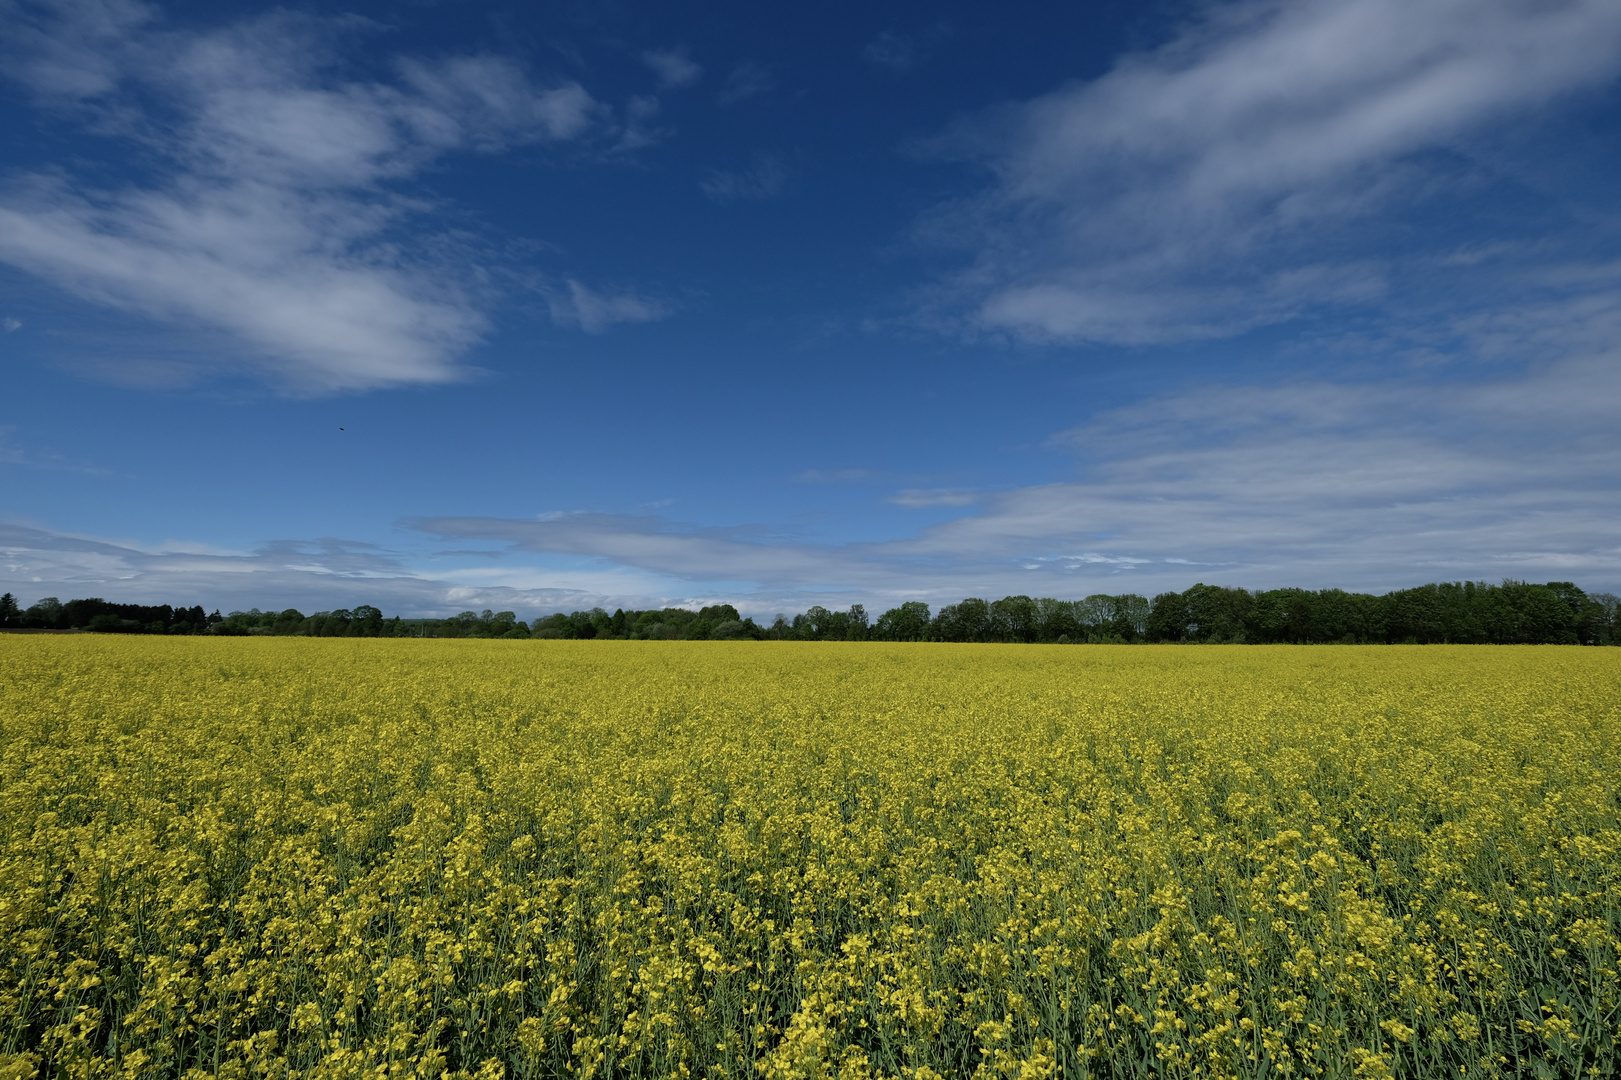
[{"xmin": 1, "ymin": 638, "xmax": 1617, "ymax": 1079}]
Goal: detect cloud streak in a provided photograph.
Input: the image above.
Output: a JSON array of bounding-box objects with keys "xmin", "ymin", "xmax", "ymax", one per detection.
[
  {"xmin": 642, "ymin": 48, "xmax": 701, "ymax": 90},
  {"xmin": 699, "ymin": 154, "xmax": 787, "ymax": 203},
  {"xmin": 863, "ymin": 25, "xmax": 950, "ymax": 73},
  {"xmin": 544, "ymin": 279, "xmax": 672, "ymax": 333},
  {"xmin": 0, "ymin": 2, "xmax": 610, "ymax": 391},
  {"xmin": 888, "ymin": 488, "xmax": 978, "ymax": 508},
  {"xmin": 0, "ymin": 521, "xmax": 683, "ymax": 616},
  {"xmin": 717, "ymin": 61, "xmax": 772, "ymax": 105},
  {"xmin": 925, "ymin": 0, "xmax": 1621, "ymax": 343}
]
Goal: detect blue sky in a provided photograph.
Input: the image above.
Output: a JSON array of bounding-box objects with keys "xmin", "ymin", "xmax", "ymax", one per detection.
[{"xmin": 3, "ymin": 0, "xmax": 1620, "ymax": 618}]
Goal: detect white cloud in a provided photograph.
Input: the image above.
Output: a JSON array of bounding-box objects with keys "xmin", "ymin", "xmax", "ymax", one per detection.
[
  {"xmin": 927, "ymin": 0, "xmax": 1621, "ymax": 343},
  {"xmin": 889, "ymin": 488, "xmax": 978, "ymax": 508},
  {"xmin": 3, "ymin": 317, "xmax": 19, "ymax": 332},
  {"xmin": 794, "ymin": 468, "xmax": 875, "ymax": 484},
  {"xmin": 642, "ymin": 48, "xmax": 701, "ymax": 90},
  {"xmin": 863, "ymin": 25, "xmax": 950, "ymax": 72},
  {"xmin": 415, "ymin": 513, "xmax": 878, "ymax": 600},
  {"xmin": 718, "ymin": 61, "xmax": 772, "ymax": 105},
  {"xmin": 1057, "ymin": 554, "xmax": 1152, "ymax": 567},
  {"xmin": 0, "ymin": 178, "xmax": 485, "ymax": 391},
  {"xmin": 545, "ymin": 279, "xmax": 672, "ymax": 333},
  {"xmin": 609, "ymin": 94, "xmax": 668, "ymax": 153},
  {"xmin": 0, "ymin": 0, "xmax": 152, "ymax": 100},
  {"xmin": 0, "ymin": 521, "xmax": 686, "ymax": 617},
  {"xmin": 699, "ymin": 154, "xmax": 787, "ymax": 203},
  {"xmin": 916, "ymin": 351, "xmax": 1621, "ymax": 591},
  {"xmin": 0, "ymin": 3, "xmax": 609, "ymax": 391},
  {"xmin": 398, "ymin": 56, "xmax": 600, "ymax": 147}
]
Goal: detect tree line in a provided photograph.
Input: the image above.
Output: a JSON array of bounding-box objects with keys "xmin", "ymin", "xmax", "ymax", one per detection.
[
  {"xmin": 3, "ymin": 579, "xmax": 1617, "ymax": 644},
  {"xmin": 0, "ymin": 596, "xmax": 218, "ymax": 635}
]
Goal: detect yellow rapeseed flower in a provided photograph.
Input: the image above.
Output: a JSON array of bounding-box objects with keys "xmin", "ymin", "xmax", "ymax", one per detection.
[{"xmin": 0, "ymin": 637, "xmax": 1617, "ymax": 1078}]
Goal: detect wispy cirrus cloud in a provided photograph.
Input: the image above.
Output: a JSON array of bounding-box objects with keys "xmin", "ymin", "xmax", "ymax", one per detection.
[
  {"xmin": 0, "ymin": 1, "xmax": 617, "ymax": 392},
  {"xmin": 888, "ymin": 488, "xmax": 977, "ymax": 508},
  {"xmin": 863, "ymin": 24, "xmax": 950, "ymax": 73},
  {"xmin": 642, "ymin": 47, "xmax": 701, "ymax": 90},
  {"xmin": 544, "ymin": 279, "xmax": 672, "ymax": 333},
  {"xmin": 922, "ymin": 0, "xmax": 1621, "ymax": 344},
  {"xmin": 700, "ymin": 153, "xmax": 787, "ymax": 203},
  {"xmin": 717, "ymin": 61, "xmax": 772, "ymax": 105},
  {"xmin": 793, "ymin": 468, "xmax": 875, "ymax": 484}
]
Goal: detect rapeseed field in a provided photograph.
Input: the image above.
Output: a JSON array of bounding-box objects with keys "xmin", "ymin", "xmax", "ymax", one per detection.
[{"xmin": 1, "ymin": 638, "xmax": 1617, "ymax": 1080}]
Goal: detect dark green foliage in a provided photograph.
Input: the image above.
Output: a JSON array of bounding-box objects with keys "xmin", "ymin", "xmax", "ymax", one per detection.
[
  {"xmin": 873, "ymin": 601, "xmax": 931, "ymax": 641},
  {"xmin": 5, "ymin": 597, "xmax": 215, "ymax": 634},
  {"xmin": 874, "ymin": 581, "xmax": 1617, "ymax": 645},
  {"xmin": 5, "ymin": 580, "xmax": 1618, "ymax": 643},
  {"xmin": 531, "ymin": 606, "xmax": 772, "ymax": 641},
  {"xmin": 1139, "ymin": 580, "xmax": 1616, "ymax": 645},
  {"xmin": 1146, "ymin": 591, "xmax": 1191, "ymax": 643},
  {"xmin": 20, "ymin": 597, "xmax": 63, "ymax": 628}
]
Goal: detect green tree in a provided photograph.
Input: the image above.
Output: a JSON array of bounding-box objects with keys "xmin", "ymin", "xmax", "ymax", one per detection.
[
  {"xmin": 1588, "ymin": 593, "xmax": 1620, "ymax": 645},
  {"xmin": 271, "ymin": 609, "xmax": 306, "ymax": 635},
  {"xmin": 1146, "ymin": 591, "xmax": 1190, "ymax": 642},
  {"xmin": 794, "ymin": 606, "xmax": 843, "ymax": 640},
  {"xmin": 932, "ymin": 598, "xmax": 991, "ymax": 642},
  {"xmin": 990, "ymin": 595, "xmax": 1038, "ymax": 643},
  {"xmin": 709, "ymin": 618, "xmax": 750, "ymax": 639},
  {"xmin": 846, "ymin": 604, "xmax": 869, "ymax": 640},
  {"xmin": 874, "ymin": 602, "xmax": 931, "ymax": 641},
  {"xmin": 23, "ymin": 597, "xmax": 64, "ymax": 629},
  {"xmin": 698, "ymin": 604, "xmax": 741, "ymax": 624}
]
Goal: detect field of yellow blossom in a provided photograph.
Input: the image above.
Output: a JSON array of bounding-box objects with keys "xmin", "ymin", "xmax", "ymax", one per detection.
[{"xmin": 2, "ymin": 637, "xmax": 1618, "ymax": 1079}]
